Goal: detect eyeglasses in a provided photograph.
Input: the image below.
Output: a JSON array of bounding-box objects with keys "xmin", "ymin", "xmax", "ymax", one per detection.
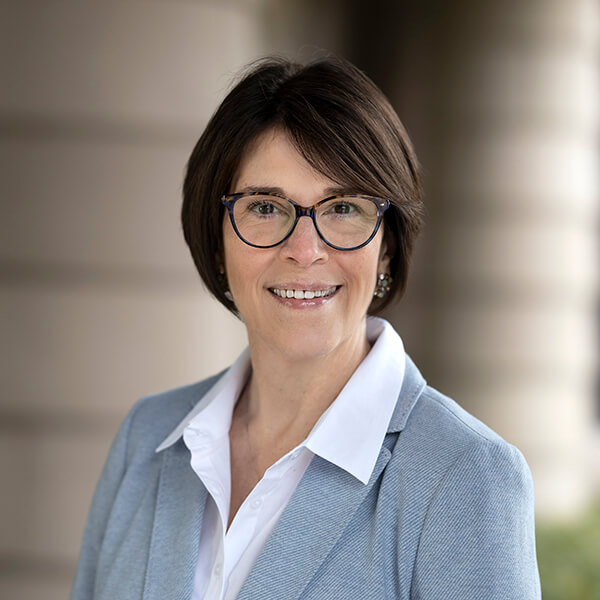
[{"xmin": 221, "ymin": 192, "xmax": 389, "ymax": 251}]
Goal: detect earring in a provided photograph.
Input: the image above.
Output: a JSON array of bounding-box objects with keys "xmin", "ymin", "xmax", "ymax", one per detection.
[{"xmin": 373, "ymin": 273, "xmax": 392, "ymax": 298}]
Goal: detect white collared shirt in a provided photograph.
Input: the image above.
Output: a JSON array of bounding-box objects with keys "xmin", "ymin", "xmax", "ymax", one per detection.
[{"xmin": 156, "ymin": 317, "xmax": 406, "ymax": 600}]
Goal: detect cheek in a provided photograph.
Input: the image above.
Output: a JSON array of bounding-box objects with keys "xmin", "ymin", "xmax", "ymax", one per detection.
[
  {"xmin": 222, "ymin": 219, "xmax": 245, "ymax": 276},
  {"xmin": 222, "ymin": 223, "xmax": 272, "ymax": 301},
  {"xmin": 342, "ymin": 251, "xmax": 380, "ymax": 294},
  {"xmin": 222, "ymin": 214, "xmax": 236, "ymax": 254},
  {"xmin": 222, "ymin": 229, "xmax": 245, "ymax": 295}
]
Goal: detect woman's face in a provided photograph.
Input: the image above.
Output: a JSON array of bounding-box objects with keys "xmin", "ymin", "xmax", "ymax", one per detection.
[{"xmin": 222, "ymin": 128, "xmax": 390, "ymax": 362}]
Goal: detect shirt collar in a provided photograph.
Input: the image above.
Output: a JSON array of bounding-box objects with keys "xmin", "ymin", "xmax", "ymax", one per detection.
[
  {"xmin": 155, "ymin": 348, "xmax": 251, "ymax": 453},
  {"xmin": 302, "ymin": 317, "xmax": 405, "ymax": 484},
  {"xmin": 155, "ymin": 317, "xmax": 405, "ymax": 485}
]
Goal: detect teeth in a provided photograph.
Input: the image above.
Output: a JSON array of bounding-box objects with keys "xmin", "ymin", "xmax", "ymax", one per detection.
[{"xmin": 272, "ymin": 286, "xmax": 337, "ymax": 299}]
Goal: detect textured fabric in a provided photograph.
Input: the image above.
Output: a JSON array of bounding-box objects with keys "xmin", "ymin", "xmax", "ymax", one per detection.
[
  {"xmin": 161, "ymin": 317, "xmax": 405, "ymax": 599},
  {"xmin": 70, "ymin": 355, "xmax": 541, "ymax": 600}
]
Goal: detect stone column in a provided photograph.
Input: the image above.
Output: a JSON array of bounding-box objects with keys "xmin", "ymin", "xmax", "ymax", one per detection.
[{"xmin": 419, "ymin": 0, "xmax": 599, "ymax": 518}]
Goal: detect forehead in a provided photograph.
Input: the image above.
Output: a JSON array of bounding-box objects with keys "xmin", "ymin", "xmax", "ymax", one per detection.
[{"xmin": 231, "ymin": 128, "xmax": 343, "ymax": 199}]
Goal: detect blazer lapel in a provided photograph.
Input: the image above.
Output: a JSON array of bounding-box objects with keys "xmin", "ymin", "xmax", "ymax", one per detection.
[
  {"xmin": 237, "ymin": 445, "xmax": 392, "ymax": 600},
  {"xmin": 143, "ymin": 440, "xmax": 208, "ymax": 600},
  {"xmin": 238, "ymin": 355, "xmax": 427, "ymax": 599}
]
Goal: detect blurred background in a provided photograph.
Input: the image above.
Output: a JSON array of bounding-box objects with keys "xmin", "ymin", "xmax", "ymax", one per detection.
[{"xmin": 1, "ymin": 0, "xmax": 598, "ymax": 598}]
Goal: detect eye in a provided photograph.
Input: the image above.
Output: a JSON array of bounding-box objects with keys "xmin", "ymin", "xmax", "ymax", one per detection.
[
  {"xmin": 234, "ymin": 194, "xmax": 293, "ymax": 224},
  {"xmin": 333, "ymin": 202, "xmax": 355, "ymax": 214},
  {"xmin": 323, "ymin": 200, "xmax": 361, "ymax": 216},
  {"xmin": 247, "ymin": 200, "xmax": 279, "ymax": 215},
  {"xmin": 245, "ymin": 197, "xmax": 292, "ymax": 217}
]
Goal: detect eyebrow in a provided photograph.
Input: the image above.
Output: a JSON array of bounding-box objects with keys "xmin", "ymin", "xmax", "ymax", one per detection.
[
  {"xmin": 237, "ymin": 185, "xmax": 286, "ymax": 195},
  {"xmin": 235, "ymin": 185, "xmax": 361, "ymax": 196}
]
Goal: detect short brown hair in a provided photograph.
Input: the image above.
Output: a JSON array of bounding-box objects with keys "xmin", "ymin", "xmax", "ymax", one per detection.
[{"xmin": 182, "ymin": 56, "xmax": 423, "ymax": 314}]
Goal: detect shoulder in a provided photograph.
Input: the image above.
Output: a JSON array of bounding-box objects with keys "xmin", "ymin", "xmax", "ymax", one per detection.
[
  {"xmin": 383, "ymin": 376, "xmax": 540, "ymax": 596},
  {"xmin": 118, "ymin": 370, "xmax": 226, "ymax": 458},
  {"xmin": 390, "ymin": 354, "xmax": 513, "ymax": 453},
  {"xmin": 418, "ymin": 385, "xmax": 527, "ymax": 464},
  {"xmin": 403, "ymin": 389, "xmax": 540, "ymax": 597},
  {"xmin": 394, "ymin": 386, "xmax": 533, "ymax": 509},
  {"xmin": 391, "ymin": 379, "xmax": 533, "ymax": 501},
  {"xmin": 411, "ymin": 384, "xmax": 511, "ymax": 447}
]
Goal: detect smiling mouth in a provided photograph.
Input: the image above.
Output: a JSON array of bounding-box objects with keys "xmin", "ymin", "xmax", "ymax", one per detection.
[{"xmin": 269, "ymin": 286, "xmax": 339, "ymax": 300}]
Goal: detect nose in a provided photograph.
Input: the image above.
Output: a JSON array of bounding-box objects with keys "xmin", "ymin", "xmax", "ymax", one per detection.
[{"xmin": 279, "ymin": 215, "xmax": 328, "ymax": 266}]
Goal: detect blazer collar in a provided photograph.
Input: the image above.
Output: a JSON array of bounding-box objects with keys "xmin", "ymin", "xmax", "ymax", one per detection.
[{"xmin": 387, "ymin": 354, "xmax": 427, "ymax": 433}]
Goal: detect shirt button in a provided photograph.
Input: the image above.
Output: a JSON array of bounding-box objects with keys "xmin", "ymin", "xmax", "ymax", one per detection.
[
  {"xmin": 250, "ymin": 498, "xmax": 263, "ymax": 510},
  {"xmin": 291, "ymin": 449, "xmax": 301, "ymax": 460},
  {"xmin": 214, "ymin": 563, "xmax": 222, "ymax": 576}
]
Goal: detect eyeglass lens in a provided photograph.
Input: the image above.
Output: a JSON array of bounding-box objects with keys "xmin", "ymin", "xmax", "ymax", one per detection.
[{"xmin": 231, "ymin": 194, "xmax": 381, "ymax": 249}]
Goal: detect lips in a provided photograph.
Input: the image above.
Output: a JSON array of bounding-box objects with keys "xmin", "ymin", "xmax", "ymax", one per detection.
[{"xmin": 269, "ymin": 286, "xmax": 338, "ymax": 299}]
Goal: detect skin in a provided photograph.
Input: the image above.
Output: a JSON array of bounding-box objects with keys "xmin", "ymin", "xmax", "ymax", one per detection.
[{"xmin": 223, "ymin": 127, "xmax": 390, "ymax": 526}]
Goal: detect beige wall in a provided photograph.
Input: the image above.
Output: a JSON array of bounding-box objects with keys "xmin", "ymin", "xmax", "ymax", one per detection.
[{"xmin": 1, "ymin": 2, "xmax": 270, "ymax": 597}]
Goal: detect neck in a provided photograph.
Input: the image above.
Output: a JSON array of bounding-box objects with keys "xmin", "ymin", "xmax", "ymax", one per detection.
[{"xmin": 237, "ymin": 321, "xmax": 370, "ymax": 443}]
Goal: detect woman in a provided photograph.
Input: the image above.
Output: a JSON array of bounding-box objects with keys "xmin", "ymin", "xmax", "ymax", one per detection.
[{"xmin": 71, "ymin": 57, "xmax": 541, "ymax": 599}]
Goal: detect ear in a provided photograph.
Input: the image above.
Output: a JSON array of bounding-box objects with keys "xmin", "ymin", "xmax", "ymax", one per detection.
[{"xmin": 377, "ymin": 236, "xmax": 391, "ymax": 275}]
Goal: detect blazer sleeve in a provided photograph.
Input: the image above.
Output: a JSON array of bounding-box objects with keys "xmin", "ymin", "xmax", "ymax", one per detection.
[
  {"xmin": 69, "ymin": 403, "xmax": 139, "ymax": 600},
  {"xmin": 412, "ymin": 439, "xmax": 541, "ymax": 599}
]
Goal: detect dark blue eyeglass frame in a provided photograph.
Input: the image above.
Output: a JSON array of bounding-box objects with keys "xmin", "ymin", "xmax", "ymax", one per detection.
[{"xmin": 221, "ymin": 191, "xmax": 390, "ymax": 251}]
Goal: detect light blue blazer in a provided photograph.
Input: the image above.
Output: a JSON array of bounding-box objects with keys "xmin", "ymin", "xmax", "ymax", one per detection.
[{"xmin": 70, "ymin": 356, "xmax": 541, "ymax": 599}]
